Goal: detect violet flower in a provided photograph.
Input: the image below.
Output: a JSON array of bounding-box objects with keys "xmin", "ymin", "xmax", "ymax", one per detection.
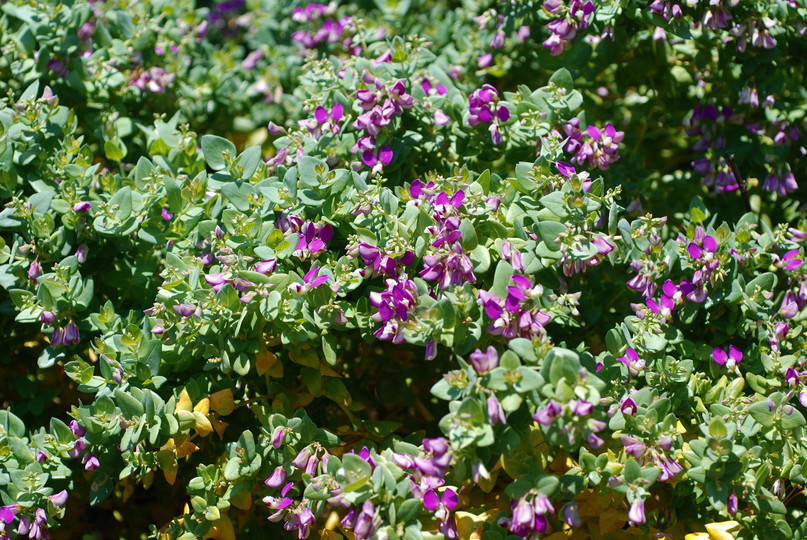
[
  {"xmin": 712, "ymin": 345, "xmax": 742, "ymax": 369},
  {"xmin": 628, "ymin": 497, "xmax": 646, "ymax": 526},
  {"xmin": 73, "ymin": 201, "xmax": 91, "ymax": 213},
  {"xmin": 470, "ymin": 346, "xmax": 499, "ymax": 374}
]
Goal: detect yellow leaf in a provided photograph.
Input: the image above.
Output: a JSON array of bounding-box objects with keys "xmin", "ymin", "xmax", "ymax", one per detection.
[
  {"xmin": 676, "ymin": 420, "xmax": 687, "ymax": 434},
  {"xmin": 193, "ymin": 411, "xmax": 214, "ymax": 436},
  {"xmin": 194, "ymin": 397, "xmax": 210, "ymax": 415},
  {"xmin": 213, "ymin": 419, "xmax": 229, "ymax": 439},
  {"xmin": 176, "ymin": 438, "xmax": 199, "ymax": 459},
  {"xmin": 685, "ymin": 534, "xmax": 710, "ymax": 540},
  {"xmin": 705, "ymin": 521, "xmax": 740, "ymax": 540},
  {"xmin": 319, "ymin": 360, "xmax": 341, "ymax": 378},
  {"xmin": 210, "ymin": 389, "xmax": 235, "ymax": 416},
  {"xmin": 203, "ymin": 515, "xmax": 235, "ymax": 540},
  {"xmin": 230, "ymin": 490, "xmax": 252, "ymax": 511},
  {"xmin": 256, "ymin": 349, "xmax": 278, "ymax": 376},
  {"xmin": 455, "ymin": 511, "xmax": 496, "ymax": 540},
  {"xmin": 143, "ymin": 470, "xmax": 154, "ymax": 490},
  {"xmin": 163, "ymin": 462, "xmax": 178, "ymax": 486},
  {"xmin": 161, "ymin": 438, "xmax": 176, "ymax": 452},
  {"xmin": 177, "ymin": 389, "xmax": 193, "ymax": 413}
]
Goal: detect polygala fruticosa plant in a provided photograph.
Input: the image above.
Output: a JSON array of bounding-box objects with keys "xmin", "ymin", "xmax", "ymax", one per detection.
[{"xmin": 1, "ymin": 0, "xmax": 807, "ymax": 539}]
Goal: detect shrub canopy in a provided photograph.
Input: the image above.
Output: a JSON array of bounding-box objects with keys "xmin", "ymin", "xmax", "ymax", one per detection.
[{"xmin": 1, "ymin": 0, "xmax": 807, "ymax": 539}]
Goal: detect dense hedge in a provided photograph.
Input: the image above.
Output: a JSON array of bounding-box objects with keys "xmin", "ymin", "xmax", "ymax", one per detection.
[{"xmin": 1, "ymin": 0, "xmax": 807, "ymax": 539}]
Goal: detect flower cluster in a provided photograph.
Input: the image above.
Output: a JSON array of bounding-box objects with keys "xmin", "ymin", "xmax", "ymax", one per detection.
[
  {"xmin": 479, "ymin": 275, "xmax": 552, "ymax": 339},
  {"xmin": 542, "ymin": 0, "xmax": 594, "ymax": 56},
  {"xmin": 467, "ymin": 84, "xmax": 509, "ymax": 145}
]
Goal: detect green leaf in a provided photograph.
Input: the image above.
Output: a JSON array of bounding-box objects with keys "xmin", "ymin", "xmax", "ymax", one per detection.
[
  {"xmin": 781, "ymin": 406, "xmax": 806, "ymax": 430},
  {"xmin": 201, "ymin": 135, "xmax": 236, "ymax": 171},
  {"xmin": 490, "ymin": 260, "xmax": 514, "ymax": 297},
  {"xmin": 748, "ymin": 401, "xmax": 775, "ymax": 427},
  {"xmin": 549, "ymin": 68, "xmax": 574, "ymax": 91},
  {"xmin": 104, "ymin": 139, "xmax": 125, "ymax": 162},
  {"xmin": 624, "ymin": 457, "xmax": 641, "ymax": 483},
  {"xmin": 744, "ymin": 272, "xmax": 777, "ymax": 297},
  {"xmin": 115, "ymin": 389, "xmax": 144, "ymax": 418},
  {"xmin": 537, "ymin": 222, "xmax": 566, "ymax": 251},
  {"xmin": 459, "ymin": 218, "xmax": 478, "ymax": 251},
  {"xmin": 0, "ymin": 410, "xmax": 25, "ymax": 437}
]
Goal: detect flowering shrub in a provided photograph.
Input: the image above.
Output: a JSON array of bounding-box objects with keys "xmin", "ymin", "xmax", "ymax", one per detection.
[{"xmin": 1, "ymin": 0, "xmax": 807, "ymax": 539}]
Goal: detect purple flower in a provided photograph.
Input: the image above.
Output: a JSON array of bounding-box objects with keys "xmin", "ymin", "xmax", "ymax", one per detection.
[
  {"xmin": 161, "ymin": 208, "xmax": 173, "ymax": 221},
  {"xmin": 728, "ymin": 492, "xmax": 738, "ymax": 515},
  {"xmin": 49, "ymin": 490, "xmax": 68, "ymax": 507},
  {"xmin": 628, "ymin": 498, "xmax": 645, "ymax": 526},
  {"xmin": 76, "ymin": 244, "xmax": 88, "ymax": 264},
  {"xmin": 618, "ymin": 347, "xmax": 644, "ymax": 375},
  {"xmin": 470, "ymin": 346, "xmax": 499, "ymax": 374},
  {"xmin": 562, "ymin": 502, "xmax": 582, "ymax": 527},
  {"xmin": 83, "ymin": 454, "xmax": 100, "ymax": 470},
  {"xmin": 40, "ymin": 311, "xmax": 56, "ymax": 325},
  {"xmin": 172, "ymin": 303, "xmax": 197, "ymax": 318},
  {"xmin": 534, "ymin": 400, "xmax": 563, "ymax": 426},
  {"xmin": 73, "ymin": 201, "xmax": 91, "ymax": 213},
  {"xmin": 265, "ymin": 466, "xmax": 288, "ymax": 488},
  {"xmin": 369, "ymin": 276, "xmax": 419, "ymax": 344},
  {"xmin": 423, "ymin": 488, "xmax": 458, "ymax": 538},
  {"xmin": 434, "ymin": 109, "xmax": 450, "ymax": 126},
  {"xmin": 0, "ymin": 505, "xmax": 18, "ymax": 524},
  {"xmin": 621, "ymin": 397, "xmax": 637, "ymax": 416},
  {"xmin": 712, "ymin": 345, "xmax": 742, "ymax": 368},
  {"xmin": 69, "ymin": 420, "xmax": 86, "ymax": 438},
  {"xmin": 271, "ymin": 427, "xmax": 288, "ymax": 448},
  {"xmin": 289, "ymin": 266, "xmax": 329, "ymax": 294},
  {"xmin": 785, "ymin": 367, "xmax": 800, "ymax": 386},
  {"xmin": 28, "ymin": 260, "xmax": 42, "ymax": 282},
  {"xmin": 487, "ymin": 395, "xmax": 506, "ymax": 425}
]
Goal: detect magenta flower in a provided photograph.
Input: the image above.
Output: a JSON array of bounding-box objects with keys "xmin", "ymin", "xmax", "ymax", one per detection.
[
  {"xmin": 782, "ymin": 249, "xmax": 803, "ymax": 270},
  {"xmin": 434, "ymin": 109, "xmax": 450, "ymax": 126},
  {"xmin": 534, "ymin": 400, "xmax": 563, "ymax": 426},
  {"xmin": 73, "ymin": 201, "xmax": 91, "ymax": 213},
  {"xmin": 728, "ymin": 492, "xmax": 738, "ymax": 515},
  {"xmin": 265, "ymin": 466, "xmax": 287, "ymax": 488},
  {"xmin": 83, "ymin": 454, "xmax": 100, "ymax": 470},
  {"xmin": 621, "ymin": 397, "xmax": 637, "ymax": 416},
  {"xmin": 470, "ymin": 346, "xmax": 499, "ymax": 374},
  {"xmin": 255, "ymin": 259, "xmax": 277, "ymax": 274},
  {"xmin": 369, "ymin": 276, "xmax": 419, "ymax": 343},
  {"xmin": 628, "ymin": 497, "xmax": 646, "ymax": 526},
  {"xmin": 423, "ymin": 488, "xmax": 458, "ymax": 538},
  {"xmin": 161, "ymin": 208, "xmax": 173, "ymax": 221},
  {"xmin": 289, "ymin": 266, "xmax": 329, "ymax": 294},
  {"xmin": 28, "ymin": 260, "xmax": 42, "ymax": 282},
  {"xmin": 712, "ymin": 345, "xmax": 742, "ymax": 368}
]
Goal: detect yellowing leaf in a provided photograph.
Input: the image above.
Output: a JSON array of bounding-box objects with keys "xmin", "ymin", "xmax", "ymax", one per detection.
[
  {"xmin": 177, "ymin": 389, "xmax": 193, "ymax": 413},
  {"xmin": 705, "ymin": 521, "xmax": 740, "ymax": 540},
  {"xmin": 455, "ymin": 511, "xmax": 497, "ymax": 540},
  {"xmin": 210, "ymin": 389, "xmax": 235, "ymax": 416},
  {"xmin": 256, "ymin": 349, "xmax": 278, "ymax": 376},
  {"xmin": 143, "ymin": 470, "xmax": 154, "ymax": 490},
  {"xmin": 176, "ymin": 438, "xmax": 199, "ymax": 459},
  {"xmin": 203, "ymin": 515, "xmax": 235, "ymax": 540},
  {"xmin": 685, "ymin": 534, "xmax": 710, "ymax": 540},
  {"xmin": 193, "ymin": 410, "xmax": 214, "ymax": 436},
  {"xmin": 193, "ymin": 397, "xmax": 210, "ymax": 415},
  {"xmin": 230, "ymin": 490, "xmax": 252, "ymax": 511},
  {"xmin": 213, "ymin": 419, "xmax": 229, "ymax": 439}
]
